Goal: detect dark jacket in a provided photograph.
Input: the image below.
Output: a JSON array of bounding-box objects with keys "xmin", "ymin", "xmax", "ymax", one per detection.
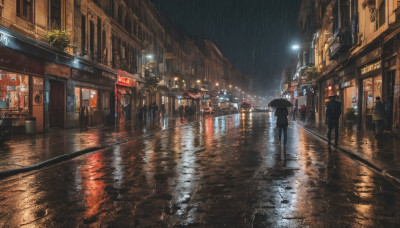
[
  {"xmin": 275, "ymin": 108, "xmax": 289, "ymax": 127},
  {"xmin": 326, "ymin": 100, "xmax": 341, "ymax": 122}
]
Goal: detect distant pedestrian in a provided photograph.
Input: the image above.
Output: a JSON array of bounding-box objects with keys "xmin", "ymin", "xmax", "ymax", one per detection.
[
  {"xmin": 179, "ymin": 105, "xmax": 184, "ymax": 117},
  {"xmin": 124, "ymin": 103, "xmax": 131, "ymax": 123},
  {"xmin": 275, "ymin": 107, "xmax": 289, "ymax": 146},
  {"xmin": 300, "ymin": 105, "xmax": 307, "ymax": 121},
  {"xmin": 161, "ymin": 104, "xmax": 166, "ymax": 117},
  {"xmin": 372, "ymin": 96, "xmax": 385, "ymax": 137},
  {"xmin": 383, "ymin": 97, "xmax": 392, "ymax": 130},
  {"xmin": 185, "ymin": 105, "xmax": 189, "ymax": 116},
  {"xmin": 326, "ymin": 95, "xmax": 341, "ymax": 147},
  {"xmin": 152, "ymin": 102, "xmax": 158, "ymax": 119},
  {"xmin": 143, "ymin": 105, "xmax": 148, "ymax": 120}
]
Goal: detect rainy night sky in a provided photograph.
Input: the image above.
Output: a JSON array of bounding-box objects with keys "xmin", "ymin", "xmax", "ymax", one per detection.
[{"xmin": 151, "ymin": 0, "xmax": 302, "ymax": 97}]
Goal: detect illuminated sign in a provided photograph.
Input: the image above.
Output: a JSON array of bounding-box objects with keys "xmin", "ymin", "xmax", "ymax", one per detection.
[
  {"xmin": 341, "ymin": 80, "xmax": 354, "ymax": 88},
  {"xmin": 361, "ymin": 61, "xmax": 381, "ymax": 75},
  {"xmin": 118, "ymin": 75, "xmax": 137, "ymax": 87}
]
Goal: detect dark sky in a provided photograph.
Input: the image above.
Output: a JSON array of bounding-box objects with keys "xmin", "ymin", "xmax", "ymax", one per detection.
[{"xmin": 151, "ymin": 0, "xmax": 302, "ymax": 96}]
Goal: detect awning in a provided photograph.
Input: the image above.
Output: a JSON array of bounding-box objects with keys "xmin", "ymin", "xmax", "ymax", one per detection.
[{"xmin": 182, "ymin": 91, "xmax": 199, "ymax": 99}]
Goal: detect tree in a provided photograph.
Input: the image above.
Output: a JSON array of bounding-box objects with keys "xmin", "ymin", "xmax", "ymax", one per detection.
[
  {"xmin": 305, "ymin": 67, "xmax": 320, "ymax": 82},
  {"xmin": 144, "ymin": 76, "xmax": 159, "ymax": 100}
]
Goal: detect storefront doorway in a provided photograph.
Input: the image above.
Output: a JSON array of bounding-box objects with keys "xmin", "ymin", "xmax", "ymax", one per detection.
[
  {"xmin": 362, "ymin": 75, "xmax": 382, "ymax": 128},
  {"xmin": 49, "ymin": 80, "xmax": 64, "ymax": 128}
]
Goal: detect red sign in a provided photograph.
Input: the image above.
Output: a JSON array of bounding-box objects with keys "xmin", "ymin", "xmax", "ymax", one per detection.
[{"xmin": 118, "ymin": 75, "xmax": 137, "ymax": 87}]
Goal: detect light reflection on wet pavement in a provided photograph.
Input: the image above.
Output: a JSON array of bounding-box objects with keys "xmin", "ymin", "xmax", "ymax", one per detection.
[
  {"xmin": 302, "ymin": 122, "xmax": 400, "ymax": 179},
  {"xmin": 0, "ymin": 116, "xmax": 198, "ymax": 171},
  {"xmin": 0, "ymin": 113, "xmax": 399, "ymax": 227}
]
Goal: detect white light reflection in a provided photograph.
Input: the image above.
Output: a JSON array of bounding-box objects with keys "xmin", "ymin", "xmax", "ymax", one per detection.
[{"xmin": 111, "ymin": 145, "xmax": 124, "ymax": 189}]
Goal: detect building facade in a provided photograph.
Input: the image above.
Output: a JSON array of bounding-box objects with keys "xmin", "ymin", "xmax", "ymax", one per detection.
[
  {"xmin": 293, "ymin": 0, "xmax": 400, "ymax": 134},
  {"xmin": 0, "ymin": 0, "xmax": 252, "ymax": 135}
]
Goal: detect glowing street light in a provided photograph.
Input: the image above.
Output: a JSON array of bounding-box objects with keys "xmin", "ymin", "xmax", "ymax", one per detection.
[
  {"xmin": 292, "ymin": 44, "xmax": 300, "ymax": 50},
  {"xmin": 146, "ymin": 54, "xmax": 154, "ymax": 59}
]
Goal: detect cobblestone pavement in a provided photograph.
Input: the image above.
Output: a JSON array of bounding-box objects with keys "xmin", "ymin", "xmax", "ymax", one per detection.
[{"xmin": 0, "ymin": 113, "xmax": 399, "ymax": 227}]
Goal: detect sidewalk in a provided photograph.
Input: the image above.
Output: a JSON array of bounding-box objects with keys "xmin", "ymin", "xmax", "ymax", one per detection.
[
  {"xmin": 296, "ymin": 119, "xmax": 400, "ymax": 184},
  {"xmin": 0, "ymin": 115, "xmax": 203, "ymax": 177}
]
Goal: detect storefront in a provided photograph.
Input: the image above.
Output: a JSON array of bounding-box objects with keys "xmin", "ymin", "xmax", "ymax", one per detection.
[
  {"xmin": 67, "ymin": 66, "xmax": 116, "ymax": 128},
  {"xmin": 0, "ymin": 46, "xmax": 45, "ymax": 133},
  {"xmin": 341, "ymin": 79, "xmax": 357, "ymax": 115},
  {"xmin": 357, "ymin": 60, "xmax": 382, "ymax": 129},
  {"xmin": 116, "ymin": 71, "xmax": 139, "ymax": 123}
]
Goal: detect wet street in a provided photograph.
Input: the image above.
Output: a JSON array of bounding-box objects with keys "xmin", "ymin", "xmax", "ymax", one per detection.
[{"xmin": 0, "ymin": 113, "xmax": 399, "ymax": 227}]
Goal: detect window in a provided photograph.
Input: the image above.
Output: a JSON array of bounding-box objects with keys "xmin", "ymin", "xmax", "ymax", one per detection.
[
  {"xmin": 74, "ymin": 87, "xmax": 80, "ymax": 112},
  {"xmin": 109, "ymin": 0, "xmax": 114, "ymax": 18},
  {"xmin": 81, "ymin": 15, "xmax": 86, "ymax": 52},
  {"xmin": 50, "ymin": 0, "xmax": 61, "ymax": 29},
  {"xmin": 378, "ymin": 0, "xmax": 385, "ymax": 28},
  {"xmin": 125, "ymin": 16, "xmax": 131, "ymax": 34},
  {"xmin": 0, "ymin": 71, "xmax": 29, "ymax": 111},
  {"xmin": 97, "ymin": 18, "xmax": 102, "ymax": 61},
  {"xmin": 82, "ymin": 88, "xmax": 97, "ymax": 109},
  {"xmin": 17, "ymin": 0, "xmax": 33, "ymax": 22},
  {"xmin": 118, "ymin": 5, "xmax": 123, "ymax": 24},
  {"xmin": 89, "ymin": 21, "xmax": 94, "ymax": 56}
]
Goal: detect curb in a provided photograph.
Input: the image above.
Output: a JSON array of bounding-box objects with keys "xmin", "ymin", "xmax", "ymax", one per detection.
[
  {"xmin": 0, "ymin": 116, "xmax": 212, "ymax": 179},
  {"xmin": 295, "ymin": 122, "xmax": 400, "ymax": 186}
]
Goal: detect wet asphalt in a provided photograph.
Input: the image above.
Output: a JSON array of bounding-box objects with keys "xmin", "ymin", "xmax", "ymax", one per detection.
[{"xmin": 0, "ymin": 113, "xmax": 399, "ymax": 227}]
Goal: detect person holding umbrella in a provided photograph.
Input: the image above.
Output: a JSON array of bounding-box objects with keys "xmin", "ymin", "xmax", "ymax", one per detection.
[{"xmin": 269, "ymin": 98, "xmax": 292, "ymax": 146}]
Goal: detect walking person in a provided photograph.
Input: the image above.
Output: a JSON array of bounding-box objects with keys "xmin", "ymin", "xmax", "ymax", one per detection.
[
  {"xmin": 124, "ymin": 103, "xmax": 131, "ymax": 124},
  {"xmin": 372, "ymin": 96, "xmax": 385, "ymax": 137},
  {"xmin": 326, "ymin": 95, "xmax": 341, "ymax": 147},
  {"xmin": 383, "ymin": 97, "xmax": 392, "ymax": 130},
  {"xmin": 161, "ymin": 104, "xmax": 166, "ymax": 117},
  {"xmin": 275, "ymin": 107, "xmax": 289, "ymax": 146}
]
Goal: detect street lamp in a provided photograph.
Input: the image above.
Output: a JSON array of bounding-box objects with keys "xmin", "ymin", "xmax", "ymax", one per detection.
[
  {"xmin": 291, "ymin": 44, "xmax": 300, "ymax": 50},
  {"xmin": 146, "ymin": 54, "xmax": 154, "ymax": 59}
]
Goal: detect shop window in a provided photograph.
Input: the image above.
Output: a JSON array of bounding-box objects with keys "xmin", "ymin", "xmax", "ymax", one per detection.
[
  {"xmin": 0, "ymin": 71, "xmax": 29, "ymax": 112},
  {"xmin": 74, "ymin": 87, "xmax": 80, "ymax": 112},
  {"xmin": 17, "ymin": 0, "xmax": 34, "ymax": 22},
  {"xmin": 82, "ymin": 88, "xmax": 97, "ymax": 109}
]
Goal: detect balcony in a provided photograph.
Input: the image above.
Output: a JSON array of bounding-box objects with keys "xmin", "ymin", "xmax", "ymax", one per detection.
[{"xmin": 329, "ymin": 28, "xmax": 351, "ymax": 60}]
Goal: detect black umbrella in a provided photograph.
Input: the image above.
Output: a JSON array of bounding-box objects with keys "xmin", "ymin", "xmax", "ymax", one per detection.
[{"xmin": 268, "ymin": 98, "xmax": 293, "ymax": 108}]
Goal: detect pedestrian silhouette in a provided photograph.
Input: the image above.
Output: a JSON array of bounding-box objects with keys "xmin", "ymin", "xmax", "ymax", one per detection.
[
  {"xmin": 372, "ymin": 96, "xmax": 385, "ymax": 137},
  {"xmin": 326, "ymin": 95, "xmax": 341, "ymax": 147},
  {"xmin": 275, "ymin": 107, "xmax": 289, "ymax": 146}
]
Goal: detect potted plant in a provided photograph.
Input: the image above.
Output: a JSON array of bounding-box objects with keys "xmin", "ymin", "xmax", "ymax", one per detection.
[
  {"xmin": 45, "ymin": 30, "xmax": 71, "ymax": 51},
  {"xmin": 344, "ymin": 107, "xmax": 356, "ymax": 128}
]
